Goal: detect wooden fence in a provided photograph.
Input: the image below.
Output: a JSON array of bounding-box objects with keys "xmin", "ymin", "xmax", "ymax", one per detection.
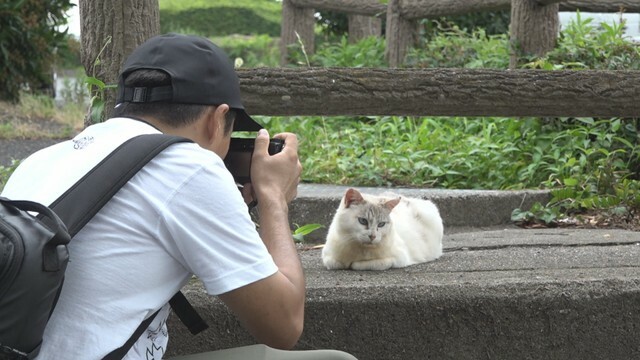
[
  {"xmin": 281, "ymin": 0, "xmax": 640, "ymax": 67},
  {"xmin": 237, "ymin": 68, "xmax": 639, "ymax": 118}
]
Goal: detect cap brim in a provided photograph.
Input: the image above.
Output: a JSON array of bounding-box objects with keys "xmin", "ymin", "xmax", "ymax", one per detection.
[{"xmin": 233, "ymin": 109, "xmax": 263, "ymax": 131}]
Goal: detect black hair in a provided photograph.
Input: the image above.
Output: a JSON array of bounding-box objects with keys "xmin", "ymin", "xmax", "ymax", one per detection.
[{"xmin": 113, "ymin": 69, "xmax": 234, "ymax": 134}]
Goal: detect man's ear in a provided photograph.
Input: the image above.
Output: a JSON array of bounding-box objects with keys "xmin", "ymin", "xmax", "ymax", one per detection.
[{"xmin": 205, "ymin": 104, "xmax": 230, "ymax": 143}]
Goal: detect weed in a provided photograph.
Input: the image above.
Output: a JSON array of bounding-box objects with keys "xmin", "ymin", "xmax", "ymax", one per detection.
[
  {"xmin": 292, "ymin": 223, "xmax": 325, "ymax": 243},
  {"xmin": 0, "ymin": 160, "xmax": 20, "ymax": 192}
]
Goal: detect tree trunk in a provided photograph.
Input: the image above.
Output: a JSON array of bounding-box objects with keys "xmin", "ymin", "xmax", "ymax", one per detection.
[
  {"xmin": 348, "ymin": 14, "xmax": 382, "ymax": 43},
  {"xmin": 510, "ymin": 0, "xmax": 559, "ymax": 69},
  {"xmin": 280, "ymin": 0, "xmax": 316, "ymax": 66},
  {"xmin": 80, "ymin": 0, "xmax": 160, "ymax": 126},
  {"xmin": 237, "ymin": 67, "xmax": 640, "ymax": 118}
]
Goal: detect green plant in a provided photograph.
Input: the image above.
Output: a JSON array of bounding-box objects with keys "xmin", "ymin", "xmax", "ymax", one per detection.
[
  {"xmin": 511, "ymin": 202, "xmax": 560, "ymax": 226},
  {"xmin": 85, "ymin": 36, "xmax": 117, "ymax": 124},
  {"xmin": 511, "ymin": 118, "xmax": 640, "ymax": 225},
  {"xmin": 292, "ymin": 223, "xmax": 325, "ymax": 243},
  {"xmin": 0, "ymin": 160, "xmax": 20, "ymax": 192},
  {"xmin": 406, "ymin": 25, "xmax": 510, "ymax": 69},
  {"xmin": 310, "ymin": 36, "xmax": 388, "ymax": 68}
]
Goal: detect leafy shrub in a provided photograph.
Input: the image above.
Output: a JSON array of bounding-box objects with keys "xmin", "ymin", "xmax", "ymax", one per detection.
[
  {"xmin": 432, "ymin": 10, "xmax": 510, "ymax": 36},
  {"xmin": 159, "ymin": 0, "xmax": 281, "ymax": 37},
  {"xmin": 309, "ymin": 36, "xmax": 388, "ymax": 68},
  {"xmin": 524, "ymin": 11, "xmax": 640, "ymax": 70},
  {"xmin": 0, "ymin": 0, "xmax": 73, "ymax": 101},
  {"xmin": 406, "ymin": 26, "xmax": 510, "ymax": 69}
]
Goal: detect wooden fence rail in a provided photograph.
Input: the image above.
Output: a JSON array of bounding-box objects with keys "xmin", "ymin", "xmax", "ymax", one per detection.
[
  {"xmin": 289, "ymin": 0, "xmax": 385, "ymax": 15},
  {"xmin": 238, "ymin": 68, "xmax": 640, "ymax": 118},
  {"xmin": 397, "ymin": 0, "xmax": 640, "ymax": 17},
  {"xmin": 281, "ymin": 0, "xmax": 640, "ymax": 67}
]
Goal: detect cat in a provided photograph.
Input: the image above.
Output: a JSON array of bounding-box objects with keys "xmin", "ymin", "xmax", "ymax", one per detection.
[{"xmin": 322, "ymin": 188, "xmax": 444, "ymax": 271}]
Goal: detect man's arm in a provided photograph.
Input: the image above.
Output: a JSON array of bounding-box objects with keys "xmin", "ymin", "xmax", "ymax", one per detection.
[{"xmin": 218, "ymin": 130, "xmax": 305, "ymax": 349}]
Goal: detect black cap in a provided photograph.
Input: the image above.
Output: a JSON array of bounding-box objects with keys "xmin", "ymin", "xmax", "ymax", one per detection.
[{"xmin": 116, "ymin": 33, "xmax": 261, "ymax": 132}]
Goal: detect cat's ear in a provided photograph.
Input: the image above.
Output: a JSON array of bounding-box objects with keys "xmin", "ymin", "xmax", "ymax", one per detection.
[
  {"xmin": 344, "ymin": 188, "xmax": 364, "ymax": 208},
  {"xmin": 384, "ymin": 197, "xmax": 401, "ymax": 210}
]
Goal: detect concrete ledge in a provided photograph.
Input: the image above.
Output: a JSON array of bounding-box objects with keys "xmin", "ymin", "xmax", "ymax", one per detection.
[
  {"xmin": 166, "ymin": 228, "xmax": 640, "ymax": 359},
  {"xmin": 289, "ymin": 184, "xmax": 551, "ymax": 242}
]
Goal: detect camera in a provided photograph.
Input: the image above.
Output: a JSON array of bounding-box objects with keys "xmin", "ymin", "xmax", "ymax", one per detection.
[{"xmin": 224, "ymin": 137, "xmax": 284, "ymax": 184}]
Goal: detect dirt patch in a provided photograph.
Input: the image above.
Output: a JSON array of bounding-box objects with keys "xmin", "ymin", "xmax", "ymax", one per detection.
[
  {"xmin": 0, "ymin": 100, "xmax": 82, "ymax": 139},
  {"xmin": 517, "ymin": 210, "xmax": 640, "ymax": 232}
]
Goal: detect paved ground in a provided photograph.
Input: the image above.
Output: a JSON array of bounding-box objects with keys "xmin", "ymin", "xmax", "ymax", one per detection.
[
  {"xmin": 4, "ymin": 139, "xmax": 639, "ymax": 359},
  {"xmin": 166, "ymin": 226, "xmax": 640, "ymax": 360},
  {"xmin": 0, "ymin": 139, "xmax": 61, "ymax": 167}
]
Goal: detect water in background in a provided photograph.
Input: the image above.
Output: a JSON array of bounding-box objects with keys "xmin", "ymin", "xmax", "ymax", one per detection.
[
  {"xmin": 54, "ymin": 69, "xmax": 89, "ymax": 106},
  {"xmin": 559, "ymin": 12, "xmax": 640, "ymax": 42}
]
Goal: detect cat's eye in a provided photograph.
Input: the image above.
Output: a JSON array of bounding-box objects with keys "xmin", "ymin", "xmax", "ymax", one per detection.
[
  {"xmin": 378, "ymin": 222, "xmax": 386, "ymax": 228},
  {"xmin": 358, "ymin": 217, "xmax": 368, "ymax": 226}
]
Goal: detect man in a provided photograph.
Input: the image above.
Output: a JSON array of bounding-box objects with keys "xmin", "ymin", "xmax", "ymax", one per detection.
[{"xmin": 2, "ymin": 33, "xmax": 356, "ymax": 359}]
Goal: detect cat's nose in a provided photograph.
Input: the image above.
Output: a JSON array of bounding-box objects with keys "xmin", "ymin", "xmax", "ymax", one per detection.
[{"xmin": 369, "ymin": 234, "xmax": 376, "ymax": 241}]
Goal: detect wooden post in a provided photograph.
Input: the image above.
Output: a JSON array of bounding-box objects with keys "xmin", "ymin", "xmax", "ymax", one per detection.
[
  {"xmin": 385, "ymin": 0, "xmax": 418, "ymax": 67},
  {"xmin": 348, "ymin": 14, "xmax": 382, "ymax": 43},
  {"xmin": 280, "ymin": 0, "xmax": 316, "ymax": 66},
  {"xmin": 510, "ymin": 0, "xmax": 559, "ymax": 69}
]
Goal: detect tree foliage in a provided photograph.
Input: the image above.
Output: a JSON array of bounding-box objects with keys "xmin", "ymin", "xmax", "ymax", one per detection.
[{"xmin": 0, "ymin": 0, "xmax": 73, "ymax": 102}]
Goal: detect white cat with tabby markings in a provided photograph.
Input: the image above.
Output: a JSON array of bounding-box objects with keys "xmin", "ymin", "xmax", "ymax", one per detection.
[{"xmin": 322, "ymin": 188, "xmax": 444, "ymax": 270}]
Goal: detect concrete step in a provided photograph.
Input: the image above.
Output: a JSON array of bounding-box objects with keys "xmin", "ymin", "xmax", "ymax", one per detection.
[
  {"xmin": 289, "ymin": 184, "xmax": 551, "ymax": 241},
  {"xmin": 165, "ymin": 187, "xmax": 640, "ymax": 359}
]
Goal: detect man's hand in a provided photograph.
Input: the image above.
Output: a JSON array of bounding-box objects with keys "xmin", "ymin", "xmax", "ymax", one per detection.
[{"xmin": 249, "ymin": 129, "xmax": 302, "ymax": 205}]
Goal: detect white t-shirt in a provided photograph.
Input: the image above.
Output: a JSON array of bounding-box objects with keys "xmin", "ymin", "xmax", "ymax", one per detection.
[{"xmin": 1, "ymin": 118, "xmax": 278, "ymax": 360}]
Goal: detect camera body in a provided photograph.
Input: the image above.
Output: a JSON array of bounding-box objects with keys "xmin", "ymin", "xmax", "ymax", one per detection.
[{"xmin": 224, "ymin": 137, "xmax": 284, "ymax": 184}]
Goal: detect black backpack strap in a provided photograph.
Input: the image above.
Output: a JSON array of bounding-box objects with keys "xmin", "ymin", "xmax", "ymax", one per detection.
[
  {"xmin": 46, "ymin": 134, "xmax": 207, "ymax": 359},
  {"xmin": 169, "ymin": 291, "xmax": 209, "ymax": 335}
]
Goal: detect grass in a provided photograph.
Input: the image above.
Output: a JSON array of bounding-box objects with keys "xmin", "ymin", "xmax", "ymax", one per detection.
[
  {"xmin": 159, "ymin": 0, "xmax": 281, "ymax": 23},
  {"xmin": 257, "ymin": 117, "xmax": 640, "ymax": 190},
  {"xmin": 0, "ymin": 93, "xmax": 84, "ymax": 139}
]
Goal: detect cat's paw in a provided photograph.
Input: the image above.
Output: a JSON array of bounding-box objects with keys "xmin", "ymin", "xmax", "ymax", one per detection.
[
  {"xmin": 351, "ymin": 258, "xmax": 393, "ymax": 271},
  {"xmin": 322, "ymin": 256, "xmax": 348, "ymax": 270}
]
